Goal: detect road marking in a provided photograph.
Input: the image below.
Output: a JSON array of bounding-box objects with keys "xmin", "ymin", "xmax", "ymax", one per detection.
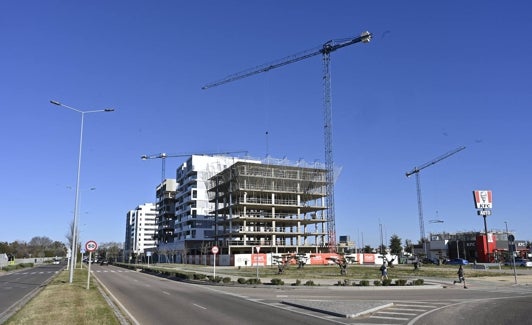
[
  {"xmin": 377, "ymin": 311, "xmax": 417, "ymax": 316},
  {"xmin": 388, "ymin": 307, "xmax": 428, "ymax": 312},
  {"xmin": 193, "ymin": 303, "xmax": 207, "ymax": 310},
  {"xmin": 395, "ymin": 303, "xmax": 436, "ymax": 308},
  {"xmin": 162, "ymin": 291, "xmax": 171, "ymax": 295},
  {"xmin": 371, "ymin": 315, "xmax": 410, "ymax": 321}
]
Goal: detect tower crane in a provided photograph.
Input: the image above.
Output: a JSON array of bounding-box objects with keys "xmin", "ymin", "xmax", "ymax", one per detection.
[
  {"xmin": 141, "ymin": 151, "xmax": 248, "ymax": 181},
  {"xmin": 405, "ymin": 146, "xmax": 466, "ymax": 254},
  {"xmin": 202, "ymin": 31, "xmax": 372, "ymax": 252}
]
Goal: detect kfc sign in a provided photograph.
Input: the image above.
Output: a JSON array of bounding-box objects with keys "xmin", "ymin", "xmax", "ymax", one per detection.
[{"xmin": 473, "ymin": 190, "xmax": 493, "ymax": 209}]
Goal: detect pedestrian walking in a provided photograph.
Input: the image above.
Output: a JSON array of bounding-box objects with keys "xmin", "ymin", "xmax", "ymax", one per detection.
[
  {"xmin": 453, "ymin": 265, "xmax": 467, "ymax": 288},
  {"xmin": 380, "ymin": 262, "xmax": 388, "ymax": 281}
]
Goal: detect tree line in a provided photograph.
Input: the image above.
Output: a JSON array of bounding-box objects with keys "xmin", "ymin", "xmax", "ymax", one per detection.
[{"xmin": 0, "ymin": 237, "xmax": 67, "ymax": 258}]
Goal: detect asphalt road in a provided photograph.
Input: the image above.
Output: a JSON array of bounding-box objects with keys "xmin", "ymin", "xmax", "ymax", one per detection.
[
  {"xmin": 0, "ymin": 263, "xmax": 64, "ymax": 323},
  {"xmin": 411, "ymin": 295, "xmax": 532, "ymax": 324},
  {"xmin": 92, "ymin": 264, "xmax": 532, "ymax": 325},
  {"xmin": 92, "ymin": 264, "xmax": 341, "ymax": 325}
]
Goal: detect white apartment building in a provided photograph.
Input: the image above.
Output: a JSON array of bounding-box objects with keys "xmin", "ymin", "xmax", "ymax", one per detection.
[
  {"xmin": 124, "ymin": 203, "xmax": 157, "ymax": 262},
  {"xmin": 157, "ymin": 154, "xmax": 258, "ymax": 257}
]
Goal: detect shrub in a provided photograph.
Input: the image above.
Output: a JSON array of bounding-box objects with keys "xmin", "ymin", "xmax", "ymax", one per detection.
[
  {"xmin": 304, "ymin": 280, "xmax": 315, "ymax": 286},
  {"xmin": 413, "ymin": 279, "xmax": 424, "ymax": 286},
  {"xmin": 174, "ymin": 272, "xmax": 191, "ymax": 280},
  {"xmin": 336, "ymin": 279, "xmax": 351, "ymax": 286},
  {"xmin": 358, "ymin": 280, "xmax": 370, "ymax": 286},
  {"xmin": 395, "ymin": 279, "xmax": 408, "ymax": 286},
  {"xmin": 193, "ymin": 273, "xmax": 207, "ymax": 280},
  {"xmin": 292, "ymin": 279, "xmax": 302, "ymax": 286},
  {"xmin": 246, "ymin": 278, "xmax": 261, "ymax": 285},
  {"xmin": 382, "ymin": 279, "xmax": 392, "ymax": 286},
  {"xmin": 373, "ymin": 280, "xmax": 382, "ymax": 286},
  {"xmin": 222, "ymin": 277, "xmax": 231, "ymax": 283},
  {"xmin": 237, "ymin": 278, "xmax": 247, "ymax": 284},
  {"xmin": 271, "ymin": 278, "xmax": 284, "ymax": 285}
]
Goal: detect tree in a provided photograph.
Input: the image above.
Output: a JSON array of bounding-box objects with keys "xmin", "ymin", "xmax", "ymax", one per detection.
[
  {"xmin": 363, "ymin": 245, "xmax": 373, "ymax": 253},
  {"xmin": 0, "ymin": 242, "xmax": 12, "ymax": 255},
  {"xmin": 389, "ymin": 234, "xmax": 402, "ymax": 255},
  {"xmin": 64, "ymin": 220, "xmax": 80, "ymax": 257},
  {"xmin": 97, "ymin": 242, "xmax": 123, "ymax": 262},
  {"xmin": 10, "ymin": 240, "xmax": 30, "ymax": 258},
  {"xmin": 29, "ymin": 236, "xmax": 54, "ymax": 257},
  {"xmin": 404, "ymin": 239, "xmax": 413, "ymax": 254}
]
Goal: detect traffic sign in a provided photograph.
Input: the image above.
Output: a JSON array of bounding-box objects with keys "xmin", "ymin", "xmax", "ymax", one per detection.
[
  {"xmin": 211, "ymin": 246, "xmax": 219, "ymax": 254},
  {"xmin": 85, "ymin": 240, "xmax": 98, "ymax": 252}
]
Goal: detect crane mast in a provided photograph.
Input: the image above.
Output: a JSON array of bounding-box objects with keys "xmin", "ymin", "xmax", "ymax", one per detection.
[
  {"xmin": 406, "ymin": 146, "xmax": 466, "ymax": 253},
  {"xmin": 203, "ymin": 31, "xmax": 372, "ymax": 252}
]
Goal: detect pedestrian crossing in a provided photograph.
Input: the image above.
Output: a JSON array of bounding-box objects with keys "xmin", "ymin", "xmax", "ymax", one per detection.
[
  {"xmin": 91, "ymin": 269, "xmax": 136, "ymax": 273},
  {"xmin": 18, "ymin": 271, "xmax": 59, "ymax": 275},
  {"xmin": 350, "ymin": 300, "xmax": 459, "ymax": 324}
]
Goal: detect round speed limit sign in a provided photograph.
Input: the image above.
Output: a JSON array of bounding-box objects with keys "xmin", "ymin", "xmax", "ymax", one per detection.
[
  {"xmin": 85, "ymin": 240, "xmax": 98, "ymax": 252},
  {"xmin": 211, "ymin": 246, "xmax": 219, "ymax": 254}
]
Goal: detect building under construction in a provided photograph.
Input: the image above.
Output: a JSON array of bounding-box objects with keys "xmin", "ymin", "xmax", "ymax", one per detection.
[{"xmin": 208, "ymin": 158, "xmax": 329, "ymax": 255}]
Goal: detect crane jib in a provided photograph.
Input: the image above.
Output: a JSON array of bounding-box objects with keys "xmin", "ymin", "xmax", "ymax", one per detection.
[{"xmin": 202, "ymin": 30, "xmax": 372, "ymax": 253}]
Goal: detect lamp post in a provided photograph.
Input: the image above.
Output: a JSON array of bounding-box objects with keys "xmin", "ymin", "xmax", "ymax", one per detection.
[
  {"xmin": 505, "ymin": 221, "xmax": 517, "ymax": 284},
  {"xmin": 50, "ymin": 100, "xmax": 114, "ymax": 283}
]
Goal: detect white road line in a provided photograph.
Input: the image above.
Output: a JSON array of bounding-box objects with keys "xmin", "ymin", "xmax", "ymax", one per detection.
[
  {"xmin": 162, "ymin": 291, "xmax": 171, "ymax": 295},
  {"xmin": 193, "ymin": 303, "xmax": 207, "ymax": 310},
  {"xmin": 371, "ymin": 315, "xmax": 410, "ymax": 321},
  {"xmin": 388, "ymin": 307, "xmax": 428, "ymax": 312},
  {"xmin": 395, "ymin": 303, "xmax": 437, "ymax": 308},
  {"xmin": 377, "ymin": 311, "xmax": 417, "ymax": 316}
]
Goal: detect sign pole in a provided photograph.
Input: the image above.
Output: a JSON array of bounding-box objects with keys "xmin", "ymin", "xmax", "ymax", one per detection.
[
  {"xmin": 473, "ymin": 191, "xmax": 493, "ymax": 263},
  {"xmin": 483, "ymin": 213, "xmax": 489, "ymax": 262},
  {"xmin": 84, "ymin": 240, "xmax": 98, "ymax": 290},
  {"xmin": 255, "ymin": 246, "xmax": 260, "ymax": 280},
  {"xmin": 87, "ymin": 251, "xmax": 92, "ymax": 290},
  {"xmin": 211, "ymin": 246, "xmax": 219, "ymax": 278}
]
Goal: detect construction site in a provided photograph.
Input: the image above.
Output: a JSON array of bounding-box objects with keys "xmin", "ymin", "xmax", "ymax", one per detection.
[{"xmin": 208, "ymin": 158, "xmax": 329, "ymax": 255}]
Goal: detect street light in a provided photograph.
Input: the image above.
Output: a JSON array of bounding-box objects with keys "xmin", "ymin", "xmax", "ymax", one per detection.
[{"xmin": 50, "ymin": 100, "xmax": 114, "ymax": 284}]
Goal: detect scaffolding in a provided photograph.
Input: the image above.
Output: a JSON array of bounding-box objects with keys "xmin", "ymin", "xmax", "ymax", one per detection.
[{"xmin": 209, "ymin": 161, "xmax": 329, "ymax": 255}]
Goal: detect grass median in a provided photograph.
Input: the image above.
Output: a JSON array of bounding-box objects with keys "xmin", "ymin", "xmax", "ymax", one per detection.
[
  {"xmin": 134, "ymin": 262, "xmax": 509, "ymax": 282},
  {"xmin": 5, "ymin": 267, "xmax": 120, "ymax": 325}
]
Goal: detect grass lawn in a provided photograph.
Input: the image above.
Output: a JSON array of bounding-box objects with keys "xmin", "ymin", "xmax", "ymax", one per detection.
[
  {"xmin": 5, "ymin": 268, "xmax": 121, "ymax": 325},
  {"xmin": 141, "ymin": 262, "xmax": 508, "ymax": 281}
]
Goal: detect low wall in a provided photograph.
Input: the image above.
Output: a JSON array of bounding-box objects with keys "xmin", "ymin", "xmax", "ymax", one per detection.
[{"xmin": 160, "ymin": 253, "xmax": 399, "ymax": 267}]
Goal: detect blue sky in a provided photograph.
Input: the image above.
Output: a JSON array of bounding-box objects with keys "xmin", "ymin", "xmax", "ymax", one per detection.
[{"xmin": 1, "ymin": 1, "xmax": 531, "ymax": 249}]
